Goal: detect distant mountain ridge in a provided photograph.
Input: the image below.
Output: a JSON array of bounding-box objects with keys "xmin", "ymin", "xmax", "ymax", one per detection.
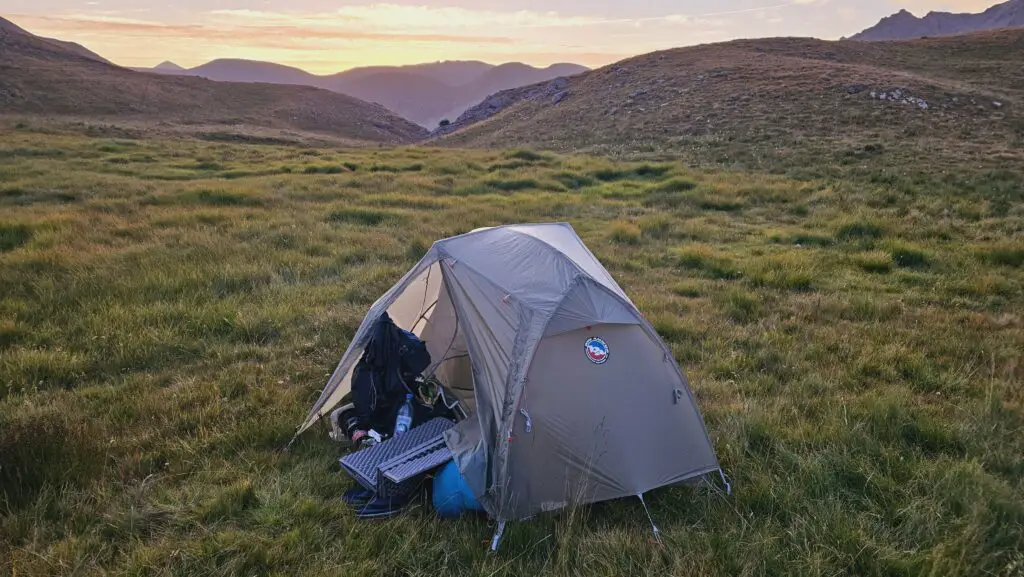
[
  {"xmin": 850, "ymin": 0, "xmax": 1024, "ymax": 40},
  {"xmin": 133, "ymin": 58, "xmax": 589, "ymax": 127},
  {"xmin": 0, "ymin": 16, "xmax": 428, "ymax": 144}
]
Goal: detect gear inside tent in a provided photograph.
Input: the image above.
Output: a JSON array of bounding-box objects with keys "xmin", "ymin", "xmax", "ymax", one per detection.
[{"xmin": 298, "ymin": 223, "xmax": 725, "ymax": 526}]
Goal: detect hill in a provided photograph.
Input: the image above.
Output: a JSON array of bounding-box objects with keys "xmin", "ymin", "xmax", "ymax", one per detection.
[
  {"xmin": 435, "ymin": 30, "xmax": 1023, "ymax": 174},
  {"xmin": 0, "ymin": 15, "xmax": 110, "ymax": 64},
  {"xmin": 154, "ymin": 60, "xmax": 185, "ymax": 72},
  {"xmin": 850, "ymin": 0, "xmax": 1024, "ymax": 41},
  {"xmin": 0, "ymin": 19, "xmax": 428, "ymax": 144},
  {"xmin": 187, "ymin": 58, "xmax": 321, "ymax": 85},
  {"xmin": 132, "ymin": 55, "xmax": 588, "ymax": 127}
]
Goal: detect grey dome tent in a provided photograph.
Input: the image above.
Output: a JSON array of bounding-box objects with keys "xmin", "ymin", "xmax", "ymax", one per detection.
[{"xmin": 298, "ymin": 223, "xmax": 724, "ymax": 527}]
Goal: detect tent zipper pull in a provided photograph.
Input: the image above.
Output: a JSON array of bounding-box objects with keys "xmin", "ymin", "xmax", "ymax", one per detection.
[{"xmin": 519, "ymin": 409, "xmax": 532, "ymax": 433}]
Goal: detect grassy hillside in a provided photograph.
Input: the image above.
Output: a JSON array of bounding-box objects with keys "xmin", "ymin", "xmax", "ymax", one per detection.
[
  {"xmin": 1, "ymin": 122, "xmax": 1021, "ymax": 575},
  {"xmin": 437, "ymin": 30, "xmax": 1024, "ymax": 175},
  {"xmin": 0, "ymin": 19, "xmax": 427, "ymax": 144}
]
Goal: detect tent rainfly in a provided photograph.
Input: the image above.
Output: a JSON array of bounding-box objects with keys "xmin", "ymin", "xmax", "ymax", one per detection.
[{"xmin": 298, "ymin": 223, "xmax": 726, "ymax": 535}]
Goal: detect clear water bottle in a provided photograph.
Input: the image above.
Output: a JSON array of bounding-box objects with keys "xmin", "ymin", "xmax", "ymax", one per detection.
[{"xmin": 394, "ymin": 393, "xmax": 414, "ymax": 435}]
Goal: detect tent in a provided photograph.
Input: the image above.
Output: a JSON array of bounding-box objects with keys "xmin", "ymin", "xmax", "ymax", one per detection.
[{"xmin": 298, "ymin": 223, "xmax": 724, "ymax": 525}]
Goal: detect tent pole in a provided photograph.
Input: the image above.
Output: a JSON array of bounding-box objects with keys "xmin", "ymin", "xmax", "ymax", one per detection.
[
  {"xmin": 489, "ymin": 520, "xmax": 507, "ymax": 551},
  {"xmin": 636, "ymin": 493, "xmax": 662, "ymax": 544}
]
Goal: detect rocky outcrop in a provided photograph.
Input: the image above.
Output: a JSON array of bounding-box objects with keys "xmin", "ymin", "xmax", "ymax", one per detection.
[
  {"xmin": 431, "ymin": 77, "xmax": 572, "ymax": 137},
  {"xmin": 868, "ymin": 87, "xmax": 929, "ymax": 109}
]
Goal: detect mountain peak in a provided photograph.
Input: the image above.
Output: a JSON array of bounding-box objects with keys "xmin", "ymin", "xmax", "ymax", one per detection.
[
  {"xmin": 850, "ymin": 0, "xmax": 1024, "ymax": 40},
  {"xmin": 154, "ymin": 60, "xmax": 184, "ymax": 71}
]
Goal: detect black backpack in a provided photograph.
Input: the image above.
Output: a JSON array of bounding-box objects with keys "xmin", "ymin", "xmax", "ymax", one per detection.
[{"xmin": 351, "ymin": 313, "xmax": 431, "ymax": 430}]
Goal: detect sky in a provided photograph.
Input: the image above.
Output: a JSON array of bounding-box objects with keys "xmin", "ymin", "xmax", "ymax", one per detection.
[{"xmin": 2, "ymin": 0, "xmax": 1001, "ymax": 73}]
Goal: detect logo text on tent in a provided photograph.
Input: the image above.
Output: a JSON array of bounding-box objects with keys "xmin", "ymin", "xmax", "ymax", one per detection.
[{"xmin": 584, "ymin": 337, "xmax": 609, "ymax": 364}]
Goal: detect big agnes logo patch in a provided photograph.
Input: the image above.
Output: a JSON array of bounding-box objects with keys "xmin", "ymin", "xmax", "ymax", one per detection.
[{"xmin": 584, "ymin": 337, "xmax": 609, "ymax": 364}]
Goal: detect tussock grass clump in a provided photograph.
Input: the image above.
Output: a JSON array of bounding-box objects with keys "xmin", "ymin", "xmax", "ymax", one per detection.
[
  {"xmin": 676, "ymin": 245, "xmax": 741, "ymax": 279},
  {"xmin": 855, "ymin": 250, "xmax": 894, "ymax": 273},
  {"xmin": 632, "ymin": 164, "xmax": 672, "ymax": 178},
  {"xmin": 188, "ymin": 160, "xmax": 226, "ymax": 171},
  {"xmin": 650, "ymin": 314, "xmax": 700, "ymax": 345},
  {"xmin": 835, "ymin": 218, "xmax": 888, "ymax": 241},
  {"xmin": 505, "ymin": 149, "xmax": 551, "ymax": 162},
  {"xmin": 369, "ymin": 162, "xmax": 424, "ymax": 173},
  {"xmin": 551, "ymin": 171, "xmax": 596, "ymax": 190},
  {"xmin": 485, "ymin": 177, "xmax": 542, "ymax": 192},
  {"xmin": 672, "ymin": 280, "xmax": 703, "ymax": 298},
  {"xmin": 144, "ymin": 188, "xmax": 262, "ymax": 207},
  {"xmin": 651, "ymin": 178, "xmax": 698, "ymax": 193},
  {"xmin": 643, "ymin": 179, "xmax": 703, "ymax": 209},
  {"xmin": 0, "ymin": 411, "xmax": 105, "ymax": 507},
  {"xmin": 0, "ymin": 346, "xmax": 88, "ymax": 395},
  {"xmin": 693, "ymin": 193, "xmax": 745, "ymax": 213},
  {"xmin": 888, "ymin": 241, "xmax": 931, "ymax": 269},
  {"xmin": 303, "ymin": 164, "xmax": 346, "ymax": 174},
  {"xmin": 0, "ymin": 223, "xmax": 32, "ymax": 252},
  {"xmin": 326, "ymin": 208, "xmax": 401, "ymax": 226},
  {"xmin": 199, "ymin": 481, "xmax": 261, "ymax": 522},
  {"xmin": 977, "ymin": 243, "xmax": 1024, "ymax": 267},
  {"xmin": 0, "ymin": 148, "xmax": 68, "ymax": 159},
  {"xmin": 746, "ymin": 253, "xmax": 816, "ymax": 291},
  {"xmin": 638, "ymin": 213, "xmax": 673, "ymax": 239},
  {"xmin": 609, "ymin": 221, "xmax": 641, "ymax": 245},
  {"xmin": 717, "ymin": 287, "xmax": 763, "ymax": 324},
  {"xmin": 591, "ymin": 163, "xmax": 672, "ymax": 183},
  {"xmin": 769, "ymin": 230, "xmax": 834, "ymax": 247}
]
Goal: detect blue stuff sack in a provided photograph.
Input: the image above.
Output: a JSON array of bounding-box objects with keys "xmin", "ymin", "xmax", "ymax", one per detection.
[{"xmin": 432, "ymin": 461, "xmax": 483, "ymax": 518}]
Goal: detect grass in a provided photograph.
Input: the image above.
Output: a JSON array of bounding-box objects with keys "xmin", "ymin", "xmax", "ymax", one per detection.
[
  {"xmin": 0, "ymin": 223, "xmax": 33, "ymax": 252},
  {"xmin": 0, "ymin": 126, "xmax": 1022, "ymax": 576}
]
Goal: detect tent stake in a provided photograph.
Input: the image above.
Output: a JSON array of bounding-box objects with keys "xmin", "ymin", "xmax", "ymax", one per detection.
[
  {"xmin": 636, "ymin": 493, "xmax": 662, "ymax": 544},
  {"xmin": 489, "ymin": 520, "xmax": 507, "ymax": 551},
  {"xmin": 718, "ymin": 469, "xmax": 732, "ymax": 496}
]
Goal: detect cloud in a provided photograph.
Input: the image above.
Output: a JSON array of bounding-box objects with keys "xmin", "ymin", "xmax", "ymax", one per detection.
[
  {"xmin": 14, "ymin": 14, "xmax": 511, "ymax": 44},
  {"xmin": 209, "ymin": 6, "xmax": 639, "ymax": 30},
  {"xmin": 210, "ymin": 2, "xmax": 820, "ymax": 31}
]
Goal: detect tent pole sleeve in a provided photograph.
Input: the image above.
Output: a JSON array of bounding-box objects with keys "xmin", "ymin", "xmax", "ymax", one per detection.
[{"xmin": 636, "ymin": 493, "xmax": 662, "ymax": 543}]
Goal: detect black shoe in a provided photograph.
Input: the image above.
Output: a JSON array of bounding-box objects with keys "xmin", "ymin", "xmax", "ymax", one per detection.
[
  {"xmin": 342, "ymin": 487, "xmax": 375, "ymax": 508},
  {"xmin": 355, "ymin": 495, "xmax": 409, "ymax": 519}
]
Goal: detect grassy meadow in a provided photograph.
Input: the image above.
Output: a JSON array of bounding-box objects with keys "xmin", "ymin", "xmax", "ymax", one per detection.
[{"xmin": 1, "ymin": 122, "xmax": 1022, "ymax": 576}]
